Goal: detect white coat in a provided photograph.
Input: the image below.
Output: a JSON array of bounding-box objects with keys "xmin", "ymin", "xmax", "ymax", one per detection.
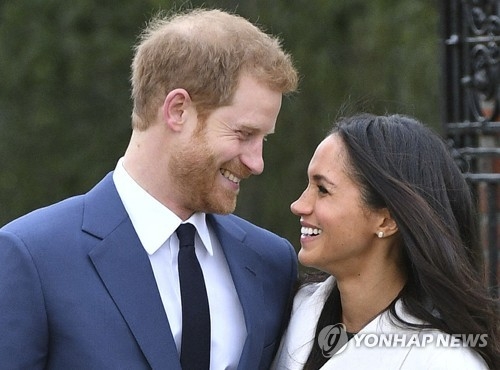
[{"xmin": 272, "ymin": 276, "xmax": 489, "ymax": 370}]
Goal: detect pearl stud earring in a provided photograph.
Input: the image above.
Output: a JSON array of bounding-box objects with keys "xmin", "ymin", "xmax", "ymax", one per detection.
[{"xmin": 377, "ymin": 231, "xmax": 384, "ymax": 238}]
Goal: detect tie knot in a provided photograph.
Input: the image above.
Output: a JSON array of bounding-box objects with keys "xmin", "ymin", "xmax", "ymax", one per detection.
[{"xmin": 176, "ymin": 223, "xmax": 196, "ymax": 248}]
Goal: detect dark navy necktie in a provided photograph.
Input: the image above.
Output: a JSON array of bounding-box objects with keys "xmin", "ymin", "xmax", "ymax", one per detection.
[{"xmin": 176, "ymin": 223, "xmax": 211, "ymax": 370}]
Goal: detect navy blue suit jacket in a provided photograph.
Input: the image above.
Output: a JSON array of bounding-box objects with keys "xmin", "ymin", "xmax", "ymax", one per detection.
[{"xmin": 0, "ymin": 173, "xmax": 298, "ymax": 369}]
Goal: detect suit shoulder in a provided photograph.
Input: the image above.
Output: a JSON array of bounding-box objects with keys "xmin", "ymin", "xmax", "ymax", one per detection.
[
  {"xmin": 222, "ymin": 213, "xmax": 283, "ymax": 239},
  {"xmin": 1, "ymin": 195, "xmax": 85, "ymax": 240},
  {"xmin": 212, "ymin": 213, "xmax": 297, "ymax": 261}
]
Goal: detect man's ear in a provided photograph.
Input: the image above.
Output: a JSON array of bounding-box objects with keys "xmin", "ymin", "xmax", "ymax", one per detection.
[
  {"xmin": 376, "ymin": 208, "xmax": 398, "ymax": 238},
  {"xmin": 161, "ymin": 88, "xmax": 193, "ymax": 132}
]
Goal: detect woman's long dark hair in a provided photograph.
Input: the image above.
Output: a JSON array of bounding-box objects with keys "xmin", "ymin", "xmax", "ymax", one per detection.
[{"xmin": 303, "ymin": 114, "xmax": 499, "ymax": 369}]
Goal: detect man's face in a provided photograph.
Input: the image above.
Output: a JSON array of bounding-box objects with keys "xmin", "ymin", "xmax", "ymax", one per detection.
[{"xmin": 169, "ymin": 74, "xmax": 283, "ymax": 215}]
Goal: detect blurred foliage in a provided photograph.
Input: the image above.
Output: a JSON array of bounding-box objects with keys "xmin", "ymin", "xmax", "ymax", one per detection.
[{"xmin": 0, "ymin": 0, "xmax": 440, "ymax": 251}]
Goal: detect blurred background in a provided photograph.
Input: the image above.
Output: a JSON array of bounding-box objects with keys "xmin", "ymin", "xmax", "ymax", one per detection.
[{"xmin": 0, "ymin": 0, "xmax": 441, "ymax": 243}]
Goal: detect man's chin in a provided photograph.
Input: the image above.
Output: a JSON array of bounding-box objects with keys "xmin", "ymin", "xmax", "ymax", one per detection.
[
  {"xmin": 207, "ymin": 196, "xmax": 237, "ymax": 215},
  {"xmin": 211, "ymin": 203, "xmax": 236, "ymax": 215}
]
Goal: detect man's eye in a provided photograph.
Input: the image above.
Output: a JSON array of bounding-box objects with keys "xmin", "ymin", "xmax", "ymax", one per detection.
[{"xmin": 236, "ymin": 130, "xmax": 252, "ymax": 139}]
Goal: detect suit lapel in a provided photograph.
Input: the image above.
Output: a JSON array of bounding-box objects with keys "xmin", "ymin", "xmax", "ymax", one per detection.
[
  {"xmin": 208, "ymin": 215, "xmax": 265, "ymax": 369},
  {"xmin": 83, "ymin": 174, "xmax": 181, "ymax": 370}
]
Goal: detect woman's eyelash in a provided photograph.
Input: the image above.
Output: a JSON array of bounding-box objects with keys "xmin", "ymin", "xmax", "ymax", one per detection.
[{"xmin": 318, "ymin": 185, "xmax": 329, "ymax": 194}]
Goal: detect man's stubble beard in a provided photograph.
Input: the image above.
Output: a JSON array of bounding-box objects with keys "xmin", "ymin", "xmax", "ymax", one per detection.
[{"xmin": 168, "ymin": 134, "xmax": 238, "ymax": 215}]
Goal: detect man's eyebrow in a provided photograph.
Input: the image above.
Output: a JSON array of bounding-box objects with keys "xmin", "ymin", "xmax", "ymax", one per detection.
[{"xmin": 237, "ymin": 123, "xmax": 275, "ymax": 135}]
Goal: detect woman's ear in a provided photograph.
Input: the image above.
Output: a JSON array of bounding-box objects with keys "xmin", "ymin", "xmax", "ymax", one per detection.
[
  {"xmin": 375, "ymin": 208, "xmax": 398, "ymax": 238},
  {"xmin": 161, "ymin": 88, "xmax": 193, "ymax": 132}
]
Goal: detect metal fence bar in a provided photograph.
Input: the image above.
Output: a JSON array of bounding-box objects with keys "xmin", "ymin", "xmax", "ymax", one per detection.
[
  {"xmin": 441, "ymin": 0, "xmax": 500, "ymax": 294},
  {"xmin": 486, "ymin": 183, "xmax": 498, "ymax": 297}
]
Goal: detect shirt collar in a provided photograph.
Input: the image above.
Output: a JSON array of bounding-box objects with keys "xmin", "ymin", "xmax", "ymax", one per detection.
[
  {"xmin": 112, "ymin": 158, "xmax": 213, "ymax": 256},
  {"xmin": 183, "ymin": 213, "xmax": 213, "ymax": 256}
]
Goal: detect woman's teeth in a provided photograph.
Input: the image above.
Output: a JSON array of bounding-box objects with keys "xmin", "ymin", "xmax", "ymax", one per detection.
[{"xmin": 301, "ymin": 227, "xmax": 322, "ymax": 236}]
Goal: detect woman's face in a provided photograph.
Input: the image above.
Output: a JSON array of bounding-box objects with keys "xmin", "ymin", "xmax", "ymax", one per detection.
[{"xmin": 290, "ymin": 134, "xmax": 385, "ymax": 276}]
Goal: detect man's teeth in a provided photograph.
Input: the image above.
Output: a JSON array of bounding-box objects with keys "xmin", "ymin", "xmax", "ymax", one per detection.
[
  {"xmin": 221, "ymin": 169, "xmax": 241, "ymax": 184},
  {"xmin": 301, "ymin": 227, "xmax": 322, "ymax": 236}
]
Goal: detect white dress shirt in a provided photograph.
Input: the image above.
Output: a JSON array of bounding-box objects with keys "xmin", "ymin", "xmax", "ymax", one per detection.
[
  {"xmin": 113, "ymin": 158, "xmax": 246, "ymax": 370},
  {"xmin": 272, "ymin": 276, "xmax": 488, "ymax": 370}
]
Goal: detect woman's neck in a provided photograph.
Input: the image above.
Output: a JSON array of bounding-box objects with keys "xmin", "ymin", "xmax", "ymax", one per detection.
[{"xmin": 337, "ymin": 263, "xmax": 406, "ymax": 333}]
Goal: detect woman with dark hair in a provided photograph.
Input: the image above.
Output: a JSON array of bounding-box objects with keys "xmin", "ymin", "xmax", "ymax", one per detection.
[{"xmin": 272, "ymin": 114, "xmax": 499, "ymax": 369}]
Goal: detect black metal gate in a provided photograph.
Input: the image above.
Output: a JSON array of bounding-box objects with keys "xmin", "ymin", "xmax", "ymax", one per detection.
[{"xmin": 440, "ymin": 0, "xmax": 500, "ymax": 296}]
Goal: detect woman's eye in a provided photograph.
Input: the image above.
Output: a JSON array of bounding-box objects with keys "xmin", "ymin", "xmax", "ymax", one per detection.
[{"xmin": 318, "ymin": 185, "xmax": 329, "ymax": 194}]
